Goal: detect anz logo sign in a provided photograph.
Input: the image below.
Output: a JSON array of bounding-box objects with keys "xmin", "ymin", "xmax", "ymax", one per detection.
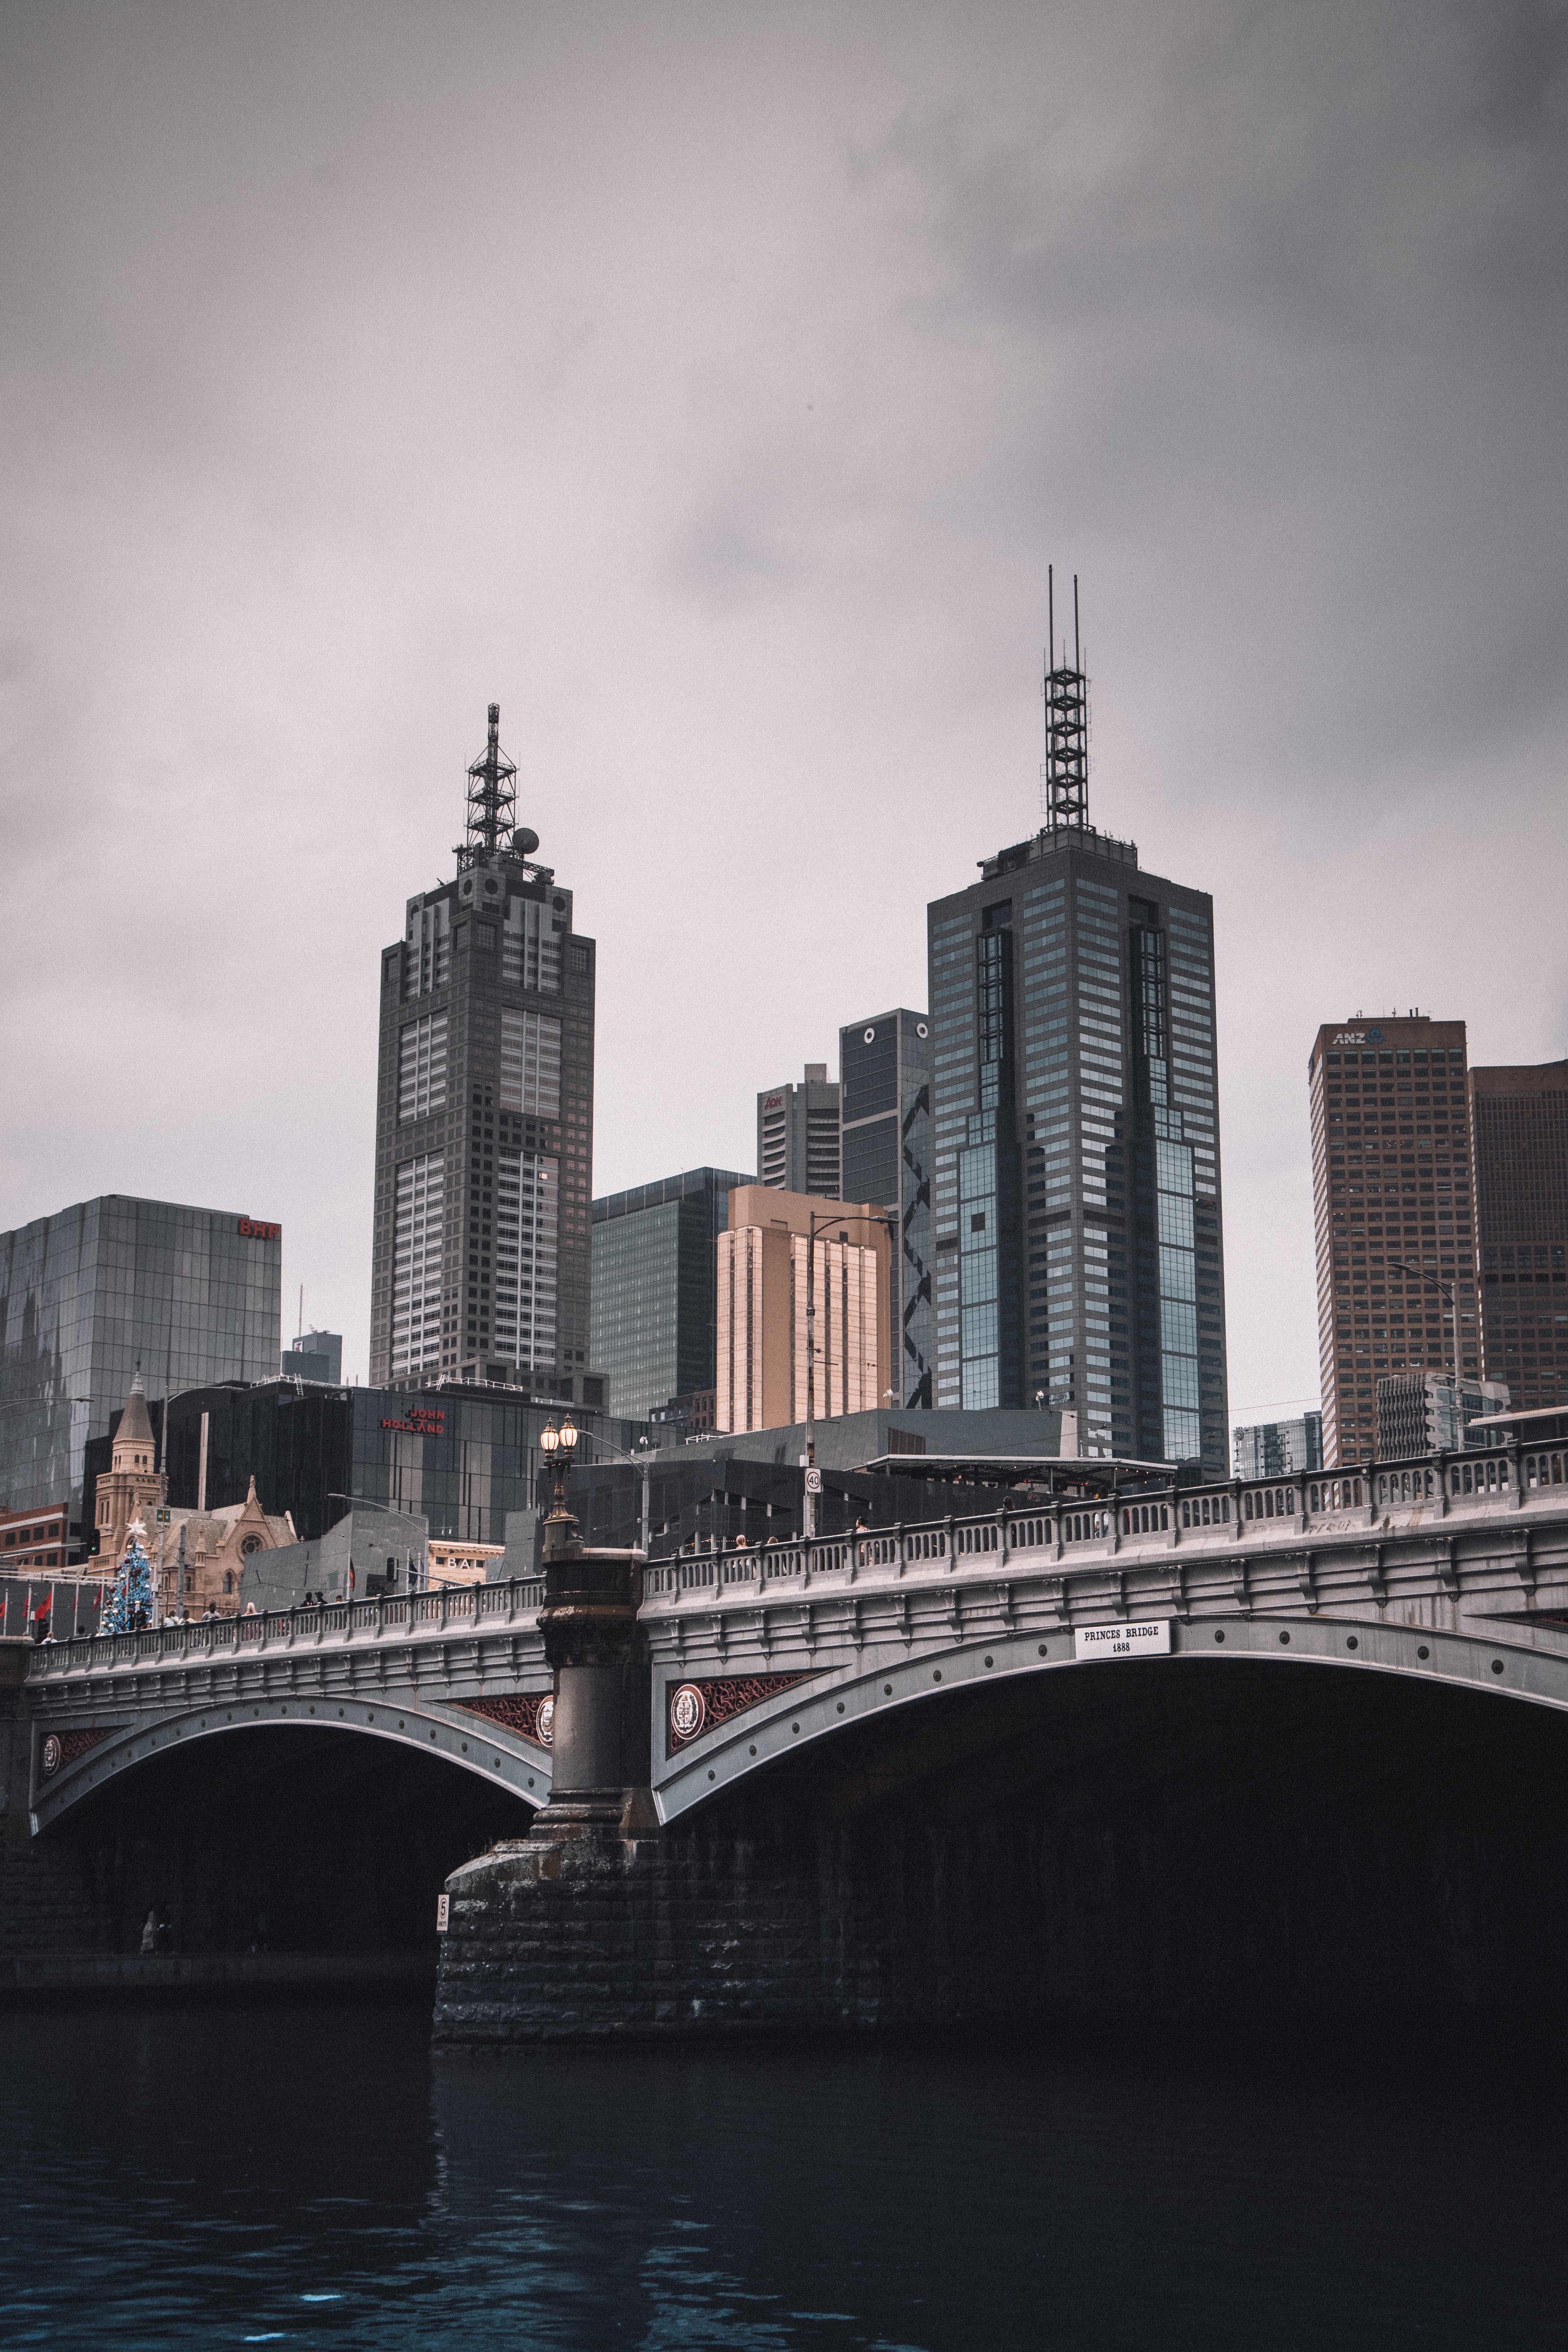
[{"xmin": 1332, "ymin": 1027, "xmax": 1384, "ymax": 1047}]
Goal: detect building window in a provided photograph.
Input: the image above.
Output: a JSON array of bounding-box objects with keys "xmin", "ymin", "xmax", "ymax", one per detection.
[
  {"xmin": 499, "ymin": 1009, "xmax": 563, "ymax": 1119},
  {"xmin": 398, "ymin": 1012, "xmax": 449, "ymax": 1122}
]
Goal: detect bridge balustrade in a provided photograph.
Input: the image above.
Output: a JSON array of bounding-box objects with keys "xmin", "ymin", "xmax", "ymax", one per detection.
[
  {"xmin": 1451, "ymin": 1458, "xmax": 1509, "ymax": 1497},
  {"xmin": 1378, "ymin": 1469, "xmax": 1437, "ymax": 1506},
  {"xmin": 1242, "ymin": 1487, "xmax": 1296, "ymax": 1521},
  {"xmin": 1306, "ymin": 1479, "xmax": 1361, "ymax": 1511},
  {"xmin": 953, "ymin": 1524, "xmax": 999, "ymax": 1557},
  {"xmin": 1526, "ymin": 1449, "xmax": 1567, "ymax": 1489},
  {"xmin": 24, "ymin": 1576, "xmax": 548, "ymax": 1677}
]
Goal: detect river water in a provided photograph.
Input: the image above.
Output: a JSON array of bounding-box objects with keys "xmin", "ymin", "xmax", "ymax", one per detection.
[{"xmin": 0, "ymin": 2003, "xmax": 1563, "ymax": 2349}]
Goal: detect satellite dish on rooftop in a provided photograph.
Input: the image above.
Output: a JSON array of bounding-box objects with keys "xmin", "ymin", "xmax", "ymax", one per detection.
[{"xmin": 512, "ymin": 826, "xmax": 540, "ymax": 858}]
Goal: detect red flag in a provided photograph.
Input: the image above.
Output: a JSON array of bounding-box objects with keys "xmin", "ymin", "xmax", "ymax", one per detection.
[{"xmin": 32, "ymin": 1596, "xmax": 50, "ymax": 1621}]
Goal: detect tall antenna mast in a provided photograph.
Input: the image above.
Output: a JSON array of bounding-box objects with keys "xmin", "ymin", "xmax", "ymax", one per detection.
[
  {"xmin": 1041, "ymin": 565, "xmax": 1089, "ymax": 831},
  {"xmin": 455, "ymin": 701, "xmax": 518, "ymax": 870}
]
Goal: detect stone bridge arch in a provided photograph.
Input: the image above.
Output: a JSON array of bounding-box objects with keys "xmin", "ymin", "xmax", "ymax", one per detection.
[
  {"xmin": 650, "ymin": 1606, "xmax": 1568, "ymax": 1824},
  {"xmin": 31, "ymin": 1690, "xmax": 553, "ymax": 1837}
]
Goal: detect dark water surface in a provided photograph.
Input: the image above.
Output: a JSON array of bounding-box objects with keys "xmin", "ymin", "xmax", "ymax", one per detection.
[{"xmin": 0, "ymin": 2003, "xmax": 1564, "ymax": 2350}]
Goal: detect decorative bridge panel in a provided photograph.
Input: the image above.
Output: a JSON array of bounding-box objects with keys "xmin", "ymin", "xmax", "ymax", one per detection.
[{"xmin": 667, "ymin": 1674, "xmax": 810, "ymax": 1753}]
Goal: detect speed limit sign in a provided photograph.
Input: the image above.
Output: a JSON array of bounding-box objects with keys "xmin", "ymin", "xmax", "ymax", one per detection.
[{"xmin": 804, "ymin": 1467, "xmax": 822, "ymax": 1495}]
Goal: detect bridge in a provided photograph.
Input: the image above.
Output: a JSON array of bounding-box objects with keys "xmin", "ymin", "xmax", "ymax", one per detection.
[
  {"xmin": 22, "ymin": 1439, "xmax": 1568, "ymax": 1830},
  {"xmin": 10, "ymin": 1434, "xmax": 1568, "ymax": 2036}
]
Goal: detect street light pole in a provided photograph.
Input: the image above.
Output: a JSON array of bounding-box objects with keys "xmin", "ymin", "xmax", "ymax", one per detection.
[
  {"xmin": 577, "ymin": 1431, "xmax": 654, "ymax": 1555},
  {"xmin": 1389, "ymin": 1260, "xmax": 1466, "ymax": 1444}
]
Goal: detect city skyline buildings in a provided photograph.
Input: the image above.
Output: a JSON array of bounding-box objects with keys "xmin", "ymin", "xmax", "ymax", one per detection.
[
  {"xmin": 925, "ymin": 594, "xmax": 1229, "ymax": 1475},
  {"xmin": 591, "ymin": 1165, "xmax": 755, "ymax": 1424},
  {"xmin": 1470, "ymin": 1060, "xmax": 1568, "ymax": 1415},
  {"xmin": 6, "ymin": 3, "xmax": 1565, "ymax": 1479},
  {"xmin": 369, "ymin": 706, "xmax": 598, "ymax": 1404},
  {"xmin": 757, "ymin": 1066, "xmax": 842, "ymax": 1199},
  {"xmin": 838, "ymin": 1010, "xmax": 934, "ymax": 1411},
  {"xmin": 1308, "ymin": 1014, "xmax": 1477, "ymax": 1468},
  {"xmin": 0, "ymin": 1195, "xmax": 282, "ymax": 1530},
  {"xmin": 715, "ymin": 1184, "xmax": 892, "ymax": 1436}
]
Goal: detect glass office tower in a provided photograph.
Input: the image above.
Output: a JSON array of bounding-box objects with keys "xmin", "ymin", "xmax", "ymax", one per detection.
[
  {"xmin": 1470, "ymin": 1058, "xmax": 1568, "ymax": 1413},
  {"xmin": 926, "ymin": 602, "xmax": 1228, "ymax": 1470},
  {"xmin": 839, "ymin": 1009, "xmax": 934, "ymax": 1409},
  {"xmin": 369, "ymin": 707, "xmax": 598, "ymax": 1399},
  {"xmin": 929, "ymin": 834, "xmax": 1227, "ymax": 1467},
  {"xmin": 0, "ymin": 1194, "xmax": 281, "ymax": 1528},
  {"xmin": 591, "ymin": 1167, "xmax": 754, "ymax": 1422}
]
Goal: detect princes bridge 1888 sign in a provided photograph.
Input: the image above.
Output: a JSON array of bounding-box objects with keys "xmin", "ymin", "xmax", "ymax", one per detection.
[{"xmin": 1074, "ymin": 1619, "xmax": 1172, "ymax": 1662}]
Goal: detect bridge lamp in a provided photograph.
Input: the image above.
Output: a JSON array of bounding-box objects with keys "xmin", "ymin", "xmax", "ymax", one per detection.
[{"xmin": 540, "ymin": 1416, "xmax": 579, "ymax": 1518}]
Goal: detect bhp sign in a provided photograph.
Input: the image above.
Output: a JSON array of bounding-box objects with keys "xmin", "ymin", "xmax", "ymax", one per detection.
[{"xmin": 238, "ymin": 1218, "xmax": 282, "ymax": 1239}]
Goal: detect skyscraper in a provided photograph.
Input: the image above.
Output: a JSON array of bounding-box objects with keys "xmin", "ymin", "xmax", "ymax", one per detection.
[
  {"xmin": 757, "ymin": 1065, "xmax": 842, "ymax": 1197},
  {"xmin": 1308, "ymin": 1014, "xmax": 1476, "ymax": 1467},
  {"xmin": 1469, "ymin": 1059, "xmax": 1568, "ymax": 1413},
  {"xmin": 839, "ymin": 1010, "xmax": 934, "ymax": 1409},
  {"xmin": 591, "ymin": 1166, "xmax": 755, "ymax": 1422},
  {"xmin": 0, "ymin": 1194, "xmax": 281, "ymax": 1530},
  {"xmin": 926, "ymin": 584, "xmax": 1228, "ymax": 1470},
  {"xmin": 369, "ymin": 706, "xmax": 597, "ymax": 1399},
  {"xmin": 1232, "ymin": 1412, "xmax": 1323, "ymax": 1480},
  {"xmin": 715, "ymin": 1186, "xmax": 892, "ymax": 1434}
]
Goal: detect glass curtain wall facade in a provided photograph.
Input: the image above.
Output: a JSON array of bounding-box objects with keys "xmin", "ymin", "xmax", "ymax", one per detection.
[
  {"xmin": 161, "ymin": 1380, "xmax": 647, "ymax": 1547},
  {"xmin": 369, "ymin": 712, "xmax": 596, "ymax": 1401},
  {"xmin": 0, "ymin": 1195, "xmax": 282, "ymax": 1528},
  {"xmin": 839, "ymin": 1010, "xmax": 934, "ymax": 1408},
  {"xmin": 590, "ymin": 1168, "xmax": 754, "ymax": 1422},
  {"xmin": 929, "ymin": 831, "xmax": 1228, "ymax": 1471},
  {"xmin": 1469, "ymin": 1060, "xmax": 1568, "ymax": 1413}
]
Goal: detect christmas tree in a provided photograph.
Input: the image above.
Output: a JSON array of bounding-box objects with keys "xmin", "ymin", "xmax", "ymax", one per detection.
[{"xmin": 103, "ymin": 1523, "xmax": 155, "ymax": 1634}]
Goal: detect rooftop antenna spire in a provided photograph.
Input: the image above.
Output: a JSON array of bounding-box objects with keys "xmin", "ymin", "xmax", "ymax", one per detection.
[
  {"xmin": 455, "ymin": 701, "xmax": 518, "ymax": 870},
  {"xmin": 1041, "ymin": 565, "xmax": 1089, "ymax": 832}
]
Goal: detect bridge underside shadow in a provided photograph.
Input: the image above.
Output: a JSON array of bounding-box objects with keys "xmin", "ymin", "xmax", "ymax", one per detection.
[
  {"xmin": 27, "ymin": 1728, "xmax": 534, "ymax": 1965},
  {"xmin": 437, "ymin": 1657, "xmax": 1568, "ymax": 2042}
]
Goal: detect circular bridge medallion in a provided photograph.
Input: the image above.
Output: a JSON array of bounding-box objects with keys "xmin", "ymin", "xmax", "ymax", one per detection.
[
  {"xmin": 670, "ymin": 1683, "xmax": 707, "ymax": 1744},
  {"xmin": 535, "ymin": 1696, "xmax": 555, "ymax": 1748},
  {"xmin": 40, "ymin": 1735, "xmax": 61, "ymax": 1779}
]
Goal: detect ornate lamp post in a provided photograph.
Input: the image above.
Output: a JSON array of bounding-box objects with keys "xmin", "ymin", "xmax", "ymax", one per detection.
[
  {"xmin": 532, "ymin": 1409, "xmax": 650, "ymax": 1836},
  {"xmin": 537, "ymin": 1413, "xmax": 579, "ymax": 1552}
]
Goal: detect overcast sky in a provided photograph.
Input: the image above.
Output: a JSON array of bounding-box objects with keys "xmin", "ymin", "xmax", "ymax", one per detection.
[{"xmin": 2, "ymin": 0, "xmax": 1564, "ymax": 1425}]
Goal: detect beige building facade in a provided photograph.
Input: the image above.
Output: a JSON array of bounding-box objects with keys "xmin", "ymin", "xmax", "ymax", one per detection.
[
  {"xmin": 93, "ymin": 1374, "xmax": 294, "ymax": 1616},
  {"xmin": 158, "ymin": 1480, "xmax": 296, "ymax": 1616},
  {"xmin": 716, "ymin": 1186, "xmax": 892, "ymax": 1435},
  {"xmin": 427, "ymin": 1538, "xmax": 506, "ymax": 1589}
]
